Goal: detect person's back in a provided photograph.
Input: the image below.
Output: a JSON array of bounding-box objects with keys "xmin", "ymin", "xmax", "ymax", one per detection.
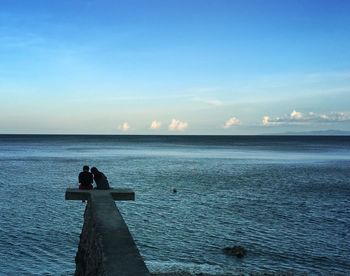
[
  {"xmin": 79, "ymin": 165, "xmax": 93, "ymax": 190},
  {"xmin": 91, "ymin": 167, "xmax": 110, "ymax": 190}
]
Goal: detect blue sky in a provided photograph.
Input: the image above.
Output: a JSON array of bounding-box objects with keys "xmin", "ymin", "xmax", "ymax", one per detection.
[{"xmin": 0, "ymin": 0, "xmax": 350, "ymax": 134}]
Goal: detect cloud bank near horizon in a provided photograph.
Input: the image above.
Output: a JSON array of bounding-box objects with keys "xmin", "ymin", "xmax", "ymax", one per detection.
[
  {"xmin": 150, "ymin": 120, "xmax": 162, "ymax": 129},
  {"xmin": 168, "ymin": 119, "xmax": 188, "ymax": 131},
  {"xmin": 224, "ymin": 117, "xmax": 240, "ymax": 128},
  {"xmin": 112, "ymin": 109, "xmax": 350, "ymax": 133},
  {"xmin": 119, "ymin": 122, "xmax": 130, "ymax": 132},
  {"xmin": 262, "ymin": 110, "xmax": 350, "ymax": 126}
]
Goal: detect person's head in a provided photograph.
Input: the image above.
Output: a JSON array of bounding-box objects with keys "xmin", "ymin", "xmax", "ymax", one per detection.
[
  {"xmin": 91, "ymin": 167, "xmax": 99, "ymax": 175},
  {"xmin": 83, "ymin": 165, "xmax": 89, "ymax": 172}
]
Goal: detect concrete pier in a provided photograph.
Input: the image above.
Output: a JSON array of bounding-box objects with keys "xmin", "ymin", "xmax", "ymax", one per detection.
[{"xmin": 66, "ymin": 188, "xmax": 150, "ymax": 276}]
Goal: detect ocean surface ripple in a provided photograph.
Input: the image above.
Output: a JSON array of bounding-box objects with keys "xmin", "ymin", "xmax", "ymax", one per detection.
[{"xmin": 0, "ymin": 135, "xmax": 349, "ymax": 275}]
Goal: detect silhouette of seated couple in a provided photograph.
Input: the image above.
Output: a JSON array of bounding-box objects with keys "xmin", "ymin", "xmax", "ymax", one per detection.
[{"xmin": 79, "ymin": 165, "xmax": 110, "ymax": 190}]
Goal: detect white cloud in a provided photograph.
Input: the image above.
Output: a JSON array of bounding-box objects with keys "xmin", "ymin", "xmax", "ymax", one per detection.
[
  {"xmin": 312, "ymin": 111, "xmax": 350, "ymax": 122},
  {"xmin": 224, "ymin": 117, "xmax": 240, "ymax": 128},
  {"xmin": 290, "ymin": 110, "xmax": 302, "ymax": 119},
  {"xmin": 262, "ymin": 110, "xmax": 350, "ymax": 126},
  {"xmin": 193, "ymin": 97, "xmax": 223, "ymax": 106},
  {"xmin": 168, "ymin": 119, "xmax": 188, "ymax": 131},
  {"xmin": 262, "ymin": 116, "xmax": 270, "ymax": 126},
  {"xmin": 150, "ymin": 120, "xmax": 162, "ymax": 129},
  {"xmin": 119, "ymin": 122, "xmax": 130, "ymax": 131}
]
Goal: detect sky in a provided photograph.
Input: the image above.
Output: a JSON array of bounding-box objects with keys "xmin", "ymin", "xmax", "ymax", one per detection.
[{"xmin": 0, "ymin": 0, "xmax": 350, "ymax": 134}]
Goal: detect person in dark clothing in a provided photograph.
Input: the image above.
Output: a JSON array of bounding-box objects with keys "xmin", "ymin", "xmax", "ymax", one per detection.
[
  {"xmin": 91, "ymin": 167, "xmax": 110, "ymax": 190},
  {"xmin": 79, "ymin": 165, "xmax": 93, "ymax": 190}
]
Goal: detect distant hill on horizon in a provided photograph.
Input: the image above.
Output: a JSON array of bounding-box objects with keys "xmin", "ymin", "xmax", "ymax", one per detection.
[{"xmin": 273, "ymin": 130, "xmax": 350, "ymax": 136}]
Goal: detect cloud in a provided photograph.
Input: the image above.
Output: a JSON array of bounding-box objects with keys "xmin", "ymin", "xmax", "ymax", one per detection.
[
  {"xmin": 262, "ymin": 110, "xmax": 350, "ymax": 126},
  {"xmin": 310, "ymin": 111, "xmax": 350, "ymax": 122},
  {"xmin": 119, "ymin": 122, "xmax": 130, "ymax": 131},
  {"xmin": 193, "ymin": 97, "xmax": 223, "ymax": 106},
  {"xmin": 224, "ymin": 117, "xmax": 240, "ymax": 128},
  {"xmin": 168, "ymin": 119, "xmax": 188, "ymax": 131},
  {"xmin": 262, "ymin": 116, "xmax": 270, "ymax": 126},
  {"xmin": 290, "ymin": 110, "xmax": 302, "ymax": 119},
  {"xmin": 150, "ymin": 120, "xmax": 162, "ymax": 129}
]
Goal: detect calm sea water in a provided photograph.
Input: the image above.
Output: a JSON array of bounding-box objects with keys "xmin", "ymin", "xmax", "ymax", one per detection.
[{"xmin": 0, "ymin": 135, "xmax": 349, "ymax": 275}]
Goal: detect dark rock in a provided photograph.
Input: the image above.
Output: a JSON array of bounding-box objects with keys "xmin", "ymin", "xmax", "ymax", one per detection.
[{"xmin": 223, "ymin": 246, "xmax": 247, "ymax": 258}]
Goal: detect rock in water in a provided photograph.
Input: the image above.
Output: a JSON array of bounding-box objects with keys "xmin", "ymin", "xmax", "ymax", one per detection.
[{"xmin": 223, "ymin": 246, "xmax": 247, "ymax": 258}]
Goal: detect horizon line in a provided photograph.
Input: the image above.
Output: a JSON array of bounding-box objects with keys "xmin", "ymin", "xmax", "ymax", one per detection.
[{"xmin": 0, "ymin": 133, "xmax": 349, "ymax": 137}]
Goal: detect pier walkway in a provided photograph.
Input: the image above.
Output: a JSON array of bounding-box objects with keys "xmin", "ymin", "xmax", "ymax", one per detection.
[{"xmin": 66, "ymin": 188, "xmax": 150, "ymax": 276}]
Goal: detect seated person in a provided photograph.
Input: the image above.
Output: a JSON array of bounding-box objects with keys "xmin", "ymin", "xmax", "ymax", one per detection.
[
  {"xmin": 78, "ymin": 165, "xmax": 93, "ymax": 190},
  {"xmin": 91, "ymin": 167, "xmax": 110, "ymax": 190}
]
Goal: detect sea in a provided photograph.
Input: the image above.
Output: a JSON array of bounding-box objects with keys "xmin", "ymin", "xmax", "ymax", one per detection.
[{"xmin": 0, "ymin": 135, "xmax": 349, "ymax": 275}]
